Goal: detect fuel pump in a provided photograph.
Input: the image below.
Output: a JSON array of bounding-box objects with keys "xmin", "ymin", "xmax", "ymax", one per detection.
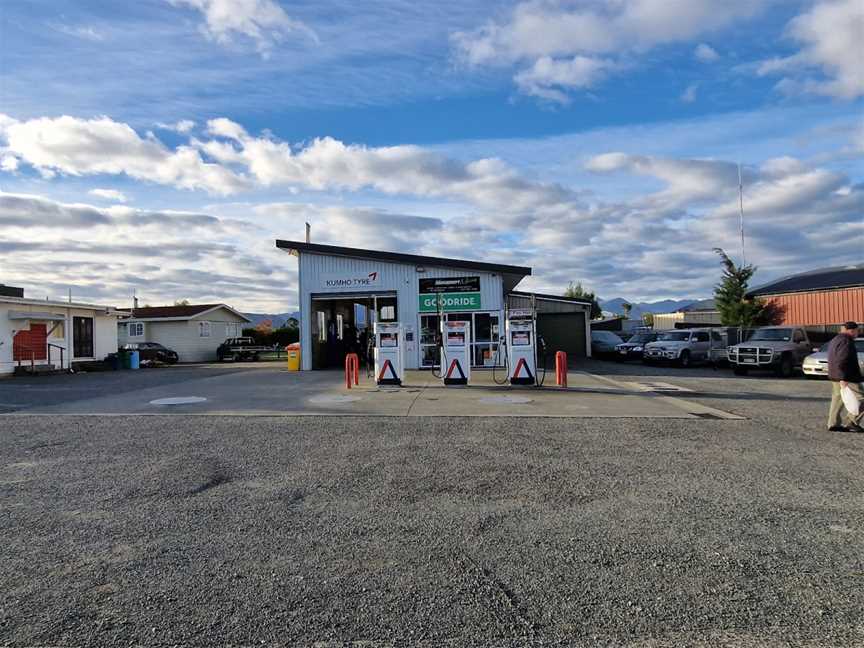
[
  {"xmin": 441, "ymin": 320, "xmax": 471, "ymax": 386},
  {"xmin": 505, "ymin": 308, "xmax": 537, "ymax": 386},
  {"xmin": 373, "ymin": 321, "xmax": 403, "ymax": 386}
]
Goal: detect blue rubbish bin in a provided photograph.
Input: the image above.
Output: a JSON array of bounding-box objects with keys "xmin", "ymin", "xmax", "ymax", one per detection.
[{"xmin": 129, "ymin": 350, "xmax": 140, "ymax": 370}]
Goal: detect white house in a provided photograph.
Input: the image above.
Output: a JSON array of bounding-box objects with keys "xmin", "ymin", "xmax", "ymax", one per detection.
[
  {"xmin": 118, "ymin": 303, "xmax": 252, "ymax": 363},
  {"xmin": 0, "ymin": 285, "xmax": 125, "ymax": 376}
]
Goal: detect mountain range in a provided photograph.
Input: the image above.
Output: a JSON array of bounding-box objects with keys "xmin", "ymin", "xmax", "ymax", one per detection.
[
  {"xmin": 243, "ymin": 312, "xmax": 300, "ymax": 328},
  {"xmin": 598, "ymin": 298, "xmax": 703, "ymax": 320}
]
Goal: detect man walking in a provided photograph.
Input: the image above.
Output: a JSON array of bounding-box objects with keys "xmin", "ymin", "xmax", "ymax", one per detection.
[{"xmin": 827, "ymin": 321, "xmax": 863, "ymax": 433}]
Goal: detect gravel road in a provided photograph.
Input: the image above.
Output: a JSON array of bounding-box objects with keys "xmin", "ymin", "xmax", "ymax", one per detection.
[{"xmin": 2, "ymin": 403, "xmax": 862, "ymax": 646}]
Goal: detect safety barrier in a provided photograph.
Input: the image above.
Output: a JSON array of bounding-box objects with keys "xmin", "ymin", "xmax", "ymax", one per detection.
[
  {"xmin": 555, "ymin": 351, "xmax": 568, "ymax": 388},
  {"xmin": 345, "ymin": 353, "xmax": 360, "ymax": 389}
]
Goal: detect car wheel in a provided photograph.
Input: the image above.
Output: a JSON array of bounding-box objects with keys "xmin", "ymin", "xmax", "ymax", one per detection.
[
  {"xmin": 252, "ymin": 353, "xmax": 260, "ymax": 362},
  {"xmin": 733, "ymin": 366, "xmax": 749, "ymax": 376},
  {"xmin": 679, "ymin": 350, "xmax": 691, "ymax": 368},
  {"xmin": 775, "ymin": 354, "xmax": 794, "ymax": 378}
]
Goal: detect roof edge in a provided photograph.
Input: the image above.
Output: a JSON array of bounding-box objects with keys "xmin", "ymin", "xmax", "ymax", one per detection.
[{"xmin": 276, "ymin": 239, "xmax": 531, "ymax": 277}]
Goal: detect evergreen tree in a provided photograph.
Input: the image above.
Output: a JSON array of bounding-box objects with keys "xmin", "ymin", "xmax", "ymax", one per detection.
[
  {"xmin": 564, "ymin": 281, "xmax": 603, "ymax": 319},
  {"xmin": 712, "ymin": 248, "xmax": 776, "ymax": 327}
]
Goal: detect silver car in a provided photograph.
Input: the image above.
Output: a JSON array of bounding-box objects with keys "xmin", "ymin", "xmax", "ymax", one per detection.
[
  {"xmin": 802, "ymin": 338, "xmax": 864, "ymax": 378},
  {"xmin": 643, "ymin": 329, "xmax": 727, "ymax": 367}
]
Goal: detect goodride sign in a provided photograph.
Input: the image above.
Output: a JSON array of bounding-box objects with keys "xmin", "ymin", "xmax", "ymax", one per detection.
[{"xmin": 418, "ymin": 276, "xmax": 482, "ymax": 312}]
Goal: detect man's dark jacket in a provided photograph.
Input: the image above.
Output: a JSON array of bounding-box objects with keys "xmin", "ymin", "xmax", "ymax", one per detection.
[{"xmin": 827, "ymin": 334, "xmax": 863, "ymax": 383}]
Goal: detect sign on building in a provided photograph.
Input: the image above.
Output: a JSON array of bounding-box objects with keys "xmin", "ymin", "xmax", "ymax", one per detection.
[{"xmin": 418, "ymin": 276, "xmax": 482, "ymax": 312}]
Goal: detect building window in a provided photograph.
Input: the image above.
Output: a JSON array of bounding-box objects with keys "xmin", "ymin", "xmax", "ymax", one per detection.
[
  {"xmin": 128, "ymin": 322, "xmax": 144, "ymax": 337},
  {"xmin": 199, "ymin": 321, "xmax": 211, "ymax": 337},
  {"xmin": 317, "ymin": 311, "xmax": 326, "ymax": 342},
  {"xmin": 73, "ymin": 316, "xmax": 94, "ymax": 358},
  {"xmin": 225, "ymin": 323, "xmax": 241, "ymax": 337}
]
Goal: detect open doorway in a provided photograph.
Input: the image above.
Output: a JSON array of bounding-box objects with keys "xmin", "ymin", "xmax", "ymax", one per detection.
[{"xmin": 310, "ymin": 293, "xmax": 397, "ymax": 369}]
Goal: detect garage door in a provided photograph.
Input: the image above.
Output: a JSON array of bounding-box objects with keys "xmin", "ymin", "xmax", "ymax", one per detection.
[
  {"xmin": 538, "ymin": 312, "xmax": 587, "ymax": 358},
  {"xmin": 13, "ymin": 324, "xmax": 48, "ymax": 361}
]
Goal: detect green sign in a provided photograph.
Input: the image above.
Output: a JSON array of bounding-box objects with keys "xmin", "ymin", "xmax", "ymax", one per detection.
[{"xmin": 419, "ymin": 292, "xmax": 482, "ymax": 312}]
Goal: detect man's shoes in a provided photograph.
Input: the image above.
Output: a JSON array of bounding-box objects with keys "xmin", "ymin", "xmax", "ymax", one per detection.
[
  {"xmin": 828, "ymin": 425, "xmax": 848, "ymax": 432},
  {"xmin": 846, "ymin": 424, "xmax": 864, "ymax": 434}
]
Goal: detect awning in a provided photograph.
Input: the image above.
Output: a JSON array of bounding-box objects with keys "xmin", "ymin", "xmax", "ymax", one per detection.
[{"xmin": 8, "ymin": 310, "xmax": 66, "ymax": 321}]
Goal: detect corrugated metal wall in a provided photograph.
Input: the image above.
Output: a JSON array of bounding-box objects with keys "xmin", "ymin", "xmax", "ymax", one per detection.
[
  {"xmin": 767, "ymin": 287, "xmax": 864, "ymax": 326},
  {"xmin": 298, "ymin": 252, "xmax": 506, "ymax": 369}
]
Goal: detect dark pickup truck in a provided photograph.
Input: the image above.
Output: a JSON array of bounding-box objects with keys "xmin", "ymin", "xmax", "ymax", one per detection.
[{"xmin": 216, "ymin": 337, "xmax": 271, "ymax": 362}]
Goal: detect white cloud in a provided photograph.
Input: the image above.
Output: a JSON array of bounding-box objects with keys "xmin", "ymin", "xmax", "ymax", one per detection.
[
  {"xmin": 0, "ymin": 191, "xmax": 292, "ymax": 310},
  {"xmin": 452, "ymin": 0, "xmax": 765, "ymax": 101},
  {"xmin": 694, "ymin": 43, "xmax": 719, "ymax": 62},
  {"xmin": 51, "ymin": 23, "xmax": 106, "ymax": 42},
  {"xmin": 1, "ymin": 114, "xmax": 248, "ymax": 195},
  {"xmin": 680, "ymin": 83, "xmax": 699, "ymax": 103},
  {"xmin": 169, "ymin": 0, "xmax": 318, "ymax": 57},
  {"xmin": 156, "ymin": 120, "xmax": 197, "ymax": 133},
  {"xmin": 88, "ymin": 188, "xmax": 128, "ymax": 202},
  {"xmin": 514, "ymin": 56, "xmax": 617, "ymax": 101},
  {"xmin": 758, "ymin": 0, "xmax": 864, "ymax": 99}
]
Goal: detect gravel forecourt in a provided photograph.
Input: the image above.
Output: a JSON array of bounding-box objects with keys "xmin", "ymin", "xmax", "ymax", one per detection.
[{"xmin": 1, "ymin": 365, "xmax": 863, "ymax": 647}]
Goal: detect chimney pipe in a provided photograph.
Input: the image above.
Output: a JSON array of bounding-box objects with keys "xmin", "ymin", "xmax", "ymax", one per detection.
[{"xmin": 305, "ymin": 222, "xmax": 311, "ymax": 243}]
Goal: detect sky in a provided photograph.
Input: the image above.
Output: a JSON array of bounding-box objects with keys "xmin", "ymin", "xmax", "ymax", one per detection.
[{"xmin": 0, "ymin": 0, "xmax": 862, "ymax": 311}]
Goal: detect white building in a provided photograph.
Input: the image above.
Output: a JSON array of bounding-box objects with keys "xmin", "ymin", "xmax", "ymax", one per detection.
[
  {"xmin": 0, "ymin": 285, "xmax": 125, "ymax": 376},
  {"xmin": 653, "ymin": 299, "xmax": 722, "ymax": 330},
  {"xmin": 276, "ymin": 240, "xmax": 592, "ymax": 370},
  {"xmin": 118, "ymin": 303, "xmax": 251, "ymax": 363}
]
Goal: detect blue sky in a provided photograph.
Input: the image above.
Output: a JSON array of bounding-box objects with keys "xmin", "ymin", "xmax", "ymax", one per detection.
[{"xmin": 0, "ymin": 0, "xmax": 861, "ymax": 310}]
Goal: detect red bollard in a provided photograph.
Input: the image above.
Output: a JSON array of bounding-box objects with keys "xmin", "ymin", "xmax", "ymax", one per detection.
[
  {"xmin": 555, "ymin": 351, "xmax": 568, "ymax": 387},
  {"xmin": 345, "ymin": 353, "xmax": 359, "ymax": 388}
]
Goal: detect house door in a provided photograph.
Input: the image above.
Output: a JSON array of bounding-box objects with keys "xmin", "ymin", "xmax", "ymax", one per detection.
[
  {"xmin": 13, "ymin": 324, "xmax": 48, "ymax": 361},
  {"xmin": 73, "ymin": 316, "xmax": 94, "ymax": 358}
]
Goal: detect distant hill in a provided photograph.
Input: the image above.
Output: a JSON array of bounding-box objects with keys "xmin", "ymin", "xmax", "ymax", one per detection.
[
  {"xmin": 598, "ymin": 298, "xmax": 701, "ymax": 320},
  {"xmin": 243, "ymin": 312, "xmax": 300, "ymax": 328}
]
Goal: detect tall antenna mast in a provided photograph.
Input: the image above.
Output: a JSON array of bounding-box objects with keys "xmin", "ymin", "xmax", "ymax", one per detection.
[{"xmin": 738, "ymin": 162, "xmax": 746, "ymax": 266}]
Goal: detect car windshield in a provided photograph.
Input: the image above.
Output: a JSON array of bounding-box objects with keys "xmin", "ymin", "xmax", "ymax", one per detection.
[
  {"xmin": 628, "ymin": 334, "xmax": 653, "ymax": 343},
  {"xmin": 658, "ymin": 332, "xmax": 690, "ymax": 342},
  {"xmin": 749, "ymin": 329, "xmax": 792, "ymax": 341}
]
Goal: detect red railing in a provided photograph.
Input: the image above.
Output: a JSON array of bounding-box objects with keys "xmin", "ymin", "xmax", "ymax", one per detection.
[{"xmin": 345, "ymin": 353, "xmax": 359, "ymax": 389}]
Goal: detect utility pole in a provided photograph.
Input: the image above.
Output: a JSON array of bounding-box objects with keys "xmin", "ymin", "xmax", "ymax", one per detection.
[{"xmin": 738, "ymin": 162, "xmax": 746, "ymax": 267}]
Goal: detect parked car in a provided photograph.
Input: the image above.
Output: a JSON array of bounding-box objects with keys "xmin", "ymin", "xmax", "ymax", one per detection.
[
  {"xmin": 120, "ymin": 342, "xmax": 179, "ymax": 365},
  {"xmin": 591, "ymin": 330, "xmax": 625, "ymax": 356},
  {"xmin": 643, "ymin": 329, "xmax": 727, "ymax": 367},
  {"xmin": 614, "ymin": 332, "xmax": 659, "ymax": 361},
  {"xmin": 217, "ymin": 337, "xmax": 272, "ymax": 361},
  {"xmin": 727, "ymin": 326, "xmax": 814, "ymax": 378},
  {"xmin": 802, "ymin": 338, "xmax": 864, "ymax": 379}
]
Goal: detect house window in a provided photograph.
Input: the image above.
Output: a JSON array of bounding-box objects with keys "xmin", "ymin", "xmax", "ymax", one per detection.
[
  {"xmin": 128, "ymin": 322, "xmax": 144, "ymax": 337},
  {"xmin": 73, "ymin": 316, "xmax": 94, "ymax": 358},
  {"xmin": 226, "ymin": 323, "xmax": 243, "ymax": 337},
  {"xmin": 199, "ymin": 321, "xmax": 211, "ymax": 337}
]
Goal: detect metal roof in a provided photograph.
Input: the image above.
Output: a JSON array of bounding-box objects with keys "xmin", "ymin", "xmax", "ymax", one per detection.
[
  {"xmin": 747, "ymin": 264, "xmax": 864, "ymax": 297},
  {"xmin": 276, "ymin": 240, "xmax": 532, "ymax": 277},
  {"xmin": 126, "ymin": 303, "xmax": 251, "ymax": 322},
  {"xmin": 680, "ymin": 299, "xmax": 717, "ymax": 312},
  {"xmin": 509, "ymin": 290, "xmax": 593, "ymax": 305}
]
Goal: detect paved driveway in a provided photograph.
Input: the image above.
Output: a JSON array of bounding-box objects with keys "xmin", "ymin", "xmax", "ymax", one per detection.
[{"xmin": 0, "ymin": 363, "xmax": 741, "ymax": 419}]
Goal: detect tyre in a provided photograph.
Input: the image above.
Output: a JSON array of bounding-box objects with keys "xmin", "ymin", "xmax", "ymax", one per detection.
[
  {"xmin": 775, "ymin": 354, "xmax": 794, "ymax": 378},
  {"xmin": 733, "ymin": 366, "xmax": 749, "ymax": 376},
  {"xmin": 679, "ymin": 350, "xmax": 691, "ymax": 368},
  {"xmin": 252, "ymin": 353, "xmax": 260, "ymax": 362}
]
